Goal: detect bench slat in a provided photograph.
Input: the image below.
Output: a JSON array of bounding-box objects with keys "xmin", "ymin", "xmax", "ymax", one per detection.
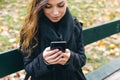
[
  {"xmin": 0, "ymin": 49, "xmax": 24, "ymax": 78},
  {"xmin": 104, "ymin": 70, "xmax": 120, "ymax": 80},
  {"xmin": 86, "ymin": 57, "xmax": 120, "ymax": 80},
  {"xmin": 83, "ymin": 19, "xmax": 120, "ymax": 45}
]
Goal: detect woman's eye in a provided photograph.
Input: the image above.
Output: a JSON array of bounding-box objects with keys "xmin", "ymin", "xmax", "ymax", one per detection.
[
  {"xmin": 44, "ymin": 5, "xmax": 51, "ymax": 8},
  {"xmin": 58, "ymin": 4, "xmax": 65, "ymax": 7}
]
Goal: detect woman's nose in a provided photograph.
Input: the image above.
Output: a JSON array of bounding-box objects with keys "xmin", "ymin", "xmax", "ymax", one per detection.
[{"xmin": 52, "ymin": 8, "xmax": 59, "ymax": 15}]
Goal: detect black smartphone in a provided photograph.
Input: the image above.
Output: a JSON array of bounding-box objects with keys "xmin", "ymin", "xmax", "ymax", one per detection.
[{"xmin": 50, "ymin": 41, "xmax": 67, "ymax": 52}]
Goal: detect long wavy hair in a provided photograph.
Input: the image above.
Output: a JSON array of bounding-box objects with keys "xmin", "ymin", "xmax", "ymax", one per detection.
[{"xmin": 20, "ymin": 0, "xmax": 47, "ymax": 57}]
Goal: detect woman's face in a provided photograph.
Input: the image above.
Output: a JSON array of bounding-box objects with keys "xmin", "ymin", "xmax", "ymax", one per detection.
[{"xmin": 43, "ymin": 0, "xmax": 67, "ymax": 22}]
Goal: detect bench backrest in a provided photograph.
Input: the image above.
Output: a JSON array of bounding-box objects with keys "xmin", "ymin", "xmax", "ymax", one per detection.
[{"xmin": 0, "ymin": 19, "xmax": 120, "ymax": 78}]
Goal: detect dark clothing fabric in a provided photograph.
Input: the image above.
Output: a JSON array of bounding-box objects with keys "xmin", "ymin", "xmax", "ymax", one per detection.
[{"xmin": 21, "ymin": 8, "xmax": 86, "ymax": 80}]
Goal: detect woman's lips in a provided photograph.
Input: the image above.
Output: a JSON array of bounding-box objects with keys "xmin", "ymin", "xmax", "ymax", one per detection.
[{"xmin": 51, "ymin": 17, "xmax": 59, "ymax": 20}]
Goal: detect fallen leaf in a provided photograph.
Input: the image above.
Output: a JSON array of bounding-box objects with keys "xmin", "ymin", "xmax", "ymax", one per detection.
[
  {"xmin": 97, "ymin": 40, "xmax": 106, "ymax": 47},
  {"xmin": 109, "ymin": 44, "xmax": 117, "ymax": 49}
]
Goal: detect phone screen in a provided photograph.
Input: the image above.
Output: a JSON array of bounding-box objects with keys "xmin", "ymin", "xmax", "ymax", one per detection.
[{"xmin": 50, "ymin": 41, "xmax": 66, "ymax": 52}]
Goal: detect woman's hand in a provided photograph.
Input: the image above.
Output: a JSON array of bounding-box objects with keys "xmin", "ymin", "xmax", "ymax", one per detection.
[
  {"xmin": 43, "ymin": 47, "xmax": 71, "ymax": 65},
  {"xmin": 43, "ymin": 47, "xmax": 63, "ymax": 65},
  {"xmin": 57, "ymin": 49, "xmax": 71, "ymax": 65}
]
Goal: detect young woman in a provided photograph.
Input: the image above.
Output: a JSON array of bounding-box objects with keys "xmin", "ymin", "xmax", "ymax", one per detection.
[{"xmin": 20, "ymin": 0, "xmax": 86, "ymax": 80}]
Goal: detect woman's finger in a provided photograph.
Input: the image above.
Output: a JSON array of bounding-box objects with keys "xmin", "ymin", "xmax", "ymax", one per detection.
[
  {"xmin": 46, "ymin": 51, "xmax": 62, "ymax": 61},
  {"xmin": 49, "ymin": 53, "xmax": 63, "ymax": 64}
]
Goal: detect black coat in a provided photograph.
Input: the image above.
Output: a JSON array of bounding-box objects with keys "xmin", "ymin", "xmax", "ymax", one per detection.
[{"xmin": 22, "ymin": 8, "xmax": 86, "ymax": 80}]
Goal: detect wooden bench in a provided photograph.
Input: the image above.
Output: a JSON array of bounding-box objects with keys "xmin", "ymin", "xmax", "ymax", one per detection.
[
  {"xmin": 86, "ymin": 56, "xmax": 120, "ymax": 80},
  {"xmin": 0, "ymin": 19, "xmax": 120, "ymax": 79}
]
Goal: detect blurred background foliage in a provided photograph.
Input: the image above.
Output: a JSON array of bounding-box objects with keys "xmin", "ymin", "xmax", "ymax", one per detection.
[{"xmin": 0, "ymin": 0, "xmax": 120, "ymax": 79}]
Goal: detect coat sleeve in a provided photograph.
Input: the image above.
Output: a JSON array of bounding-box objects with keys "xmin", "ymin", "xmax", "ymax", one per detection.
[
  {"xmin": 21, "ymin": 51, "xmax": 52, "ymax": 78},
  {"xmin": 65, "ymin": 21, "xmax": 86, "ymax": 71}
]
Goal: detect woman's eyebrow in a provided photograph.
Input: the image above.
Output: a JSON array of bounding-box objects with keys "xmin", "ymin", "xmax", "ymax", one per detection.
[
  {"xmin": 46, "ymin": 3, "xmax": 51, "ymax": 5},
  {"xmin": 46, "ymin": 1, "xmax": 64, "ymax": 5},
  {"xmin": 57, "ymin": 1, "xmax": 64, "ymax": 5}
]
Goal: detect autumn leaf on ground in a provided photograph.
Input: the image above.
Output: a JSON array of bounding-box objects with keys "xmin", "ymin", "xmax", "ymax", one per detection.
[{"xmin": 97, "ymin": 40, "xmax": 106, "ymax": 47}]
